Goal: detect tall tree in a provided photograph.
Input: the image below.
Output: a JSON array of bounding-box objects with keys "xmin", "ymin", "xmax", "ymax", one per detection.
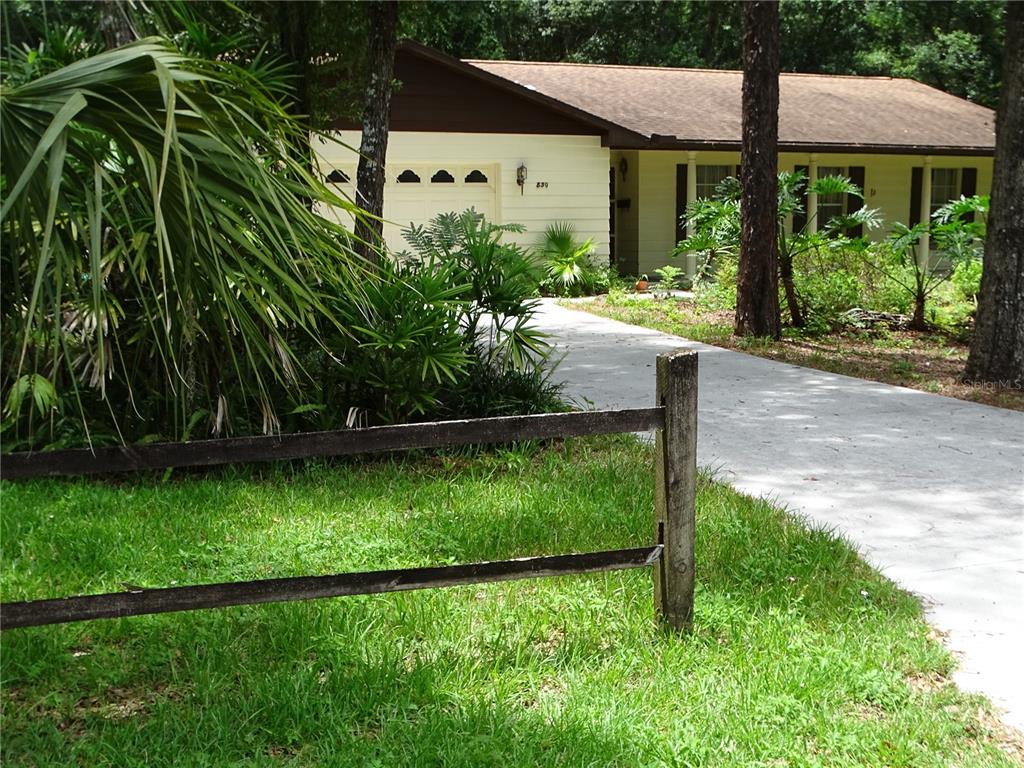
[
  {"xmin": 735, "ymin": 1, "xmax": 781, "ymax": 338},
  {"xmin": 965, "ymin": 1, "xmax": 1024, "ymax": 384},
  {"xmin": 98, "ymin": 0, "xmax": 136, "ymax": 48},
  {"xmin": 354, "ymin": 1, "xmax": 398, "ymax": 264},
  {"xmin": 277, "ymin": 2, "xmax": 314, "ymax": 133}
]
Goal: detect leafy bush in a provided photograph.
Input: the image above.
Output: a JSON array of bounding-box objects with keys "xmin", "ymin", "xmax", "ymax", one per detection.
[
  {"xmin": 694, "ymin": 258, "xmax": 738, "ymax": 312},
  {"xmin": 0, "ymin": 36, "xmax": 564, "ymax": 450},
  {"xmin": 392, "ymin": 210, "xmax": 561, "ymax": 420},
  {"xmin": 536, "ymin": 222, "xmax": 605, "ymax": 296},
  {"xmin": 951, "ymin": 258, "xmax": 983, "ymax": 303},
  {"xmin": 676, "ymin": 171, "xmax": 879, "ymax": 329},
  {"xmin": 325, "ymin": 259, "xmax": 470, "ymax": 424},
  {"xmin": 654, "ymin": 265, "xmax": 692, "ymax": 291},
  {"xmin": 674, "ymin": 193, "xmax": 740, "ymax": 283},
  {"xmin": 793, "ymin": 269, "xmax": 862, "ymax": 331},
  {"xmin": 858, "ymin": 248, "xmax": 916, "ymax": 315},
  {"xmin": 858, "ymin": 196, "xmax": 987, "ymax": 330},
  {"xmin": 790, "ymin": 242, "xmax": 866, "ymax": 328},
  {"xmin": 439, "ymin": 362, "xmax": 564, "ymax": 418}
]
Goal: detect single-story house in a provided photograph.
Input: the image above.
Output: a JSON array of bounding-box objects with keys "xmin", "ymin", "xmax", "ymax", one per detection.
[{"xmin": 314, "ymin": 41, "xmax": 995, "ymax": 277}]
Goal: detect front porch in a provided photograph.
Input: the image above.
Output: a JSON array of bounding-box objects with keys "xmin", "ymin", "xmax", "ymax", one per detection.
[{"xmin": 609, "ymin": 149, "xmax": 993, "ymax": 278}]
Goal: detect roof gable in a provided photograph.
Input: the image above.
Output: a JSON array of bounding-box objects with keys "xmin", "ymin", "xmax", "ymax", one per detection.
[{"xmin": 333, "ymin": 43, "xmax": 636, "ymax": 141}]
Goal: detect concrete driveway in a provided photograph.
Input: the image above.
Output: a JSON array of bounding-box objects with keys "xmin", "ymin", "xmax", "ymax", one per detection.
[{"xmin": 538, "ymin": 299, "xmax": 1024, "ymax": 729}]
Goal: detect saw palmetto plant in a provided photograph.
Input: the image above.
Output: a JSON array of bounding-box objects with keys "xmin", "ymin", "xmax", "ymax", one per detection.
[{"xmin": 1, "ymin": 38, "xmax": 367, "ymax": 448}]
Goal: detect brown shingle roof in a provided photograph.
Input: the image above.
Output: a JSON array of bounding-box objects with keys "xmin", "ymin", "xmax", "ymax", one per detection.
[{"xmin": 467, "ymin": 59, "xmax": 995, "ymax": 154}]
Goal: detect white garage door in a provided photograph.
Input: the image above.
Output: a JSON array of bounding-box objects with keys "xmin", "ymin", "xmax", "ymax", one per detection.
[{"xmin": 324, "ymin": 164, "xmax": 498, "ymax": 255}]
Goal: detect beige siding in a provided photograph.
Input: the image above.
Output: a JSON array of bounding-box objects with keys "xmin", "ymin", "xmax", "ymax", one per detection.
[
  {"xmin": 633, "ymin": 150, "xmax": 994, "ymax": 277},
  {"xmin": 316, "ymin": 131, "xmax": 611, "ymax": 260}
]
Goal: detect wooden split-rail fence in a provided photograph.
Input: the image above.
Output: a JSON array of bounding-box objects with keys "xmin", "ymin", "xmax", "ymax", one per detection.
[{"xmin": 0, "ymin": 349, "xmax": 697, "ymax": 632}]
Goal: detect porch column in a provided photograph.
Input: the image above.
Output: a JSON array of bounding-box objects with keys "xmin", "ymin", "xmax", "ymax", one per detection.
[
  {"xmin": 685, "ymin": 151, "xmax": 698, "ymax": 276},
  {"xmin": 806, "ymin": 153, "xmax": 818, "ymax": 235},
  {"xmin": 918, "ymin": 156, "xmax": 932, "ymax": 265}
]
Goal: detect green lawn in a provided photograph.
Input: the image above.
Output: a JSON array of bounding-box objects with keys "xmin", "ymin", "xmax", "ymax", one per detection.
[{"xmin": 1, "ymin": 438, "xmax": 1018, "ymax": 766}]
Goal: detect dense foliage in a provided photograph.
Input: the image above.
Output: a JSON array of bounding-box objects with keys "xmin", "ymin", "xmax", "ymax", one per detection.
[
  {"xmin": 0, "ymin": 34, "xmax": 559, "ymax": 452},
  {"xmin": 677, "ymin": 173, "xmax": 986, "ymax": 333},
  {"xmin": 2, "ymin": 1, "xmax": 1005, "ymax": 131},
  {"xmin": 0, "ymin": 38, "xmax": 372, "ymax": 450},
  {"xmin": 404, "ymin": 0, "xmax": 1005, "ymax": 108}
]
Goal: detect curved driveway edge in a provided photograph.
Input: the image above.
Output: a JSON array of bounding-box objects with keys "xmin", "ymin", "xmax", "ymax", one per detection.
[{"xmin": 539, "ymin": 299, "xmax": 1024, "ymax": 729}]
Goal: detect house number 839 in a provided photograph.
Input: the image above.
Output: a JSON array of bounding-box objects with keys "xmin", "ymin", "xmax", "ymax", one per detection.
[{"xmin": 535, "ymin": 182, "xmax": 549, "ymax": 189}]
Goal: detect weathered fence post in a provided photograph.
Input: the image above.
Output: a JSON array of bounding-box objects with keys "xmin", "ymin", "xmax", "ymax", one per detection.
[{"xmin": 654, "ymin": 348, "xmax": 698, "ymax": 630}]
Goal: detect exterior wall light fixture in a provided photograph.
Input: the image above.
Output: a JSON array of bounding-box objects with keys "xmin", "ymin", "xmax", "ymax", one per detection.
[{"xmin": 516, "ymin": 162, "xmax": 528, "ymax": 194}]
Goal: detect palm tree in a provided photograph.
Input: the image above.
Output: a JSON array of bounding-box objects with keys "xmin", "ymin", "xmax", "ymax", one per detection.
[{"xmin": 1, "ymin": 38, "xmax": 367, "ymax": 447}]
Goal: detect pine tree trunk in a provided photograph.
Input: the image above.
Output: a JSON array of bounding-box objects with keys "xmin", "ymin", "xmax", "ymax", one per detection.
[
  {"xmin": 354, "ymin": 1, "xmax": 399, "ymax": 266},
  {"xmin": 276, "ymin": 2, "xmax": 317, "ymax": 180},
  {"xmin": 98, "ymin": 0, "xmax": 136, "ymax": 49},
  {"xmin": 965, "ymin": 1, "xmax": 1024, "ymax": 384},
  {"xmin": 278, "ymin": 2, "xmax": 313, "ymax": 127},
  {"xmin": 735, "ymin": 1, "xmax": 781, "ymax": 339}
]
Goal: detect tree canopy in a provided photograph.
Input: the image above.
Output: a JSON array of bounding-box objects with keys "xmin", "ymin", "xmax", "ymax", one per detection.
[
  {"xmin": 3, "ymin": 0, "xmax": 1006, "ymax": 127},
  {"xmin": 404, "ymin": 0, "xmax": 1006, "ymax": 108}
]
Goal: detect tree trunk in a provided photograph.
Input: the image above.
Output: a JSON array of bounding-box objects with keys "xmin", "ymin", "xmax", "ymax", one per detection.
[
  {"xmin": 735, "ymin": 1, "xmax": 781, "ymax": 339},
  {"xmin": 277, "ymin": 1, "xmax": 316, "ymax": 176},
  {"xmin": 777, "ymin": 244, "xmax": 805, "ymax": 328},
  {"xmin": 911, "ymin": 291, "xmax": 928, "ymax": 331},
  {"xmin": 278, "ymin": 2, "xmax": 313, "ymax": 122},
  {"xmin": 965, "ymin": 1, "xmax": 1024, "ymax": 384},
  {"xmin": 354, "ymin": 1, "xmax": 399, "ymax": 266},
  {"xmin": 98, "ymin": 0, "xmax": 137, "ymax": 49}
]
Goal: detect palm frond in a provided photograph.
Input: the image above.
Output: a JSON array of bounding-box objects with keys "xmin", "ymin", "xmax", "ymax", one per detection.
[{"xmin": 1, "ymin": 38, "xmax": 368, "ymax": 445}]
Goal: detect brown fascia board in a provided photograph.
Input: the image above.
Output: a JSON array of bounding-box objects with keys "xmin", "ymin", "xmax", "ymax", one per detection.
[
  {"xmin": 398, "ymin": 40, "xmax": 647, "ymax": 146},
  {"xmin": 618, "ymin": 136, "xmax": 994, "ymax": 157}
]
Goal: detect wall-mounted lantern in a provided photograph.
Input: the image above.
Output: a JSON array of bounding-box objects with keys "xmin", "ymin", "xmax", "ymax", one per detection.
[
  {"xmin": 516, "ymin": 163, "xmax": 528, "ymax": 195},
  {"xmin": 619, "ymin": 157, "xmax": 628, "ymax": 181}
]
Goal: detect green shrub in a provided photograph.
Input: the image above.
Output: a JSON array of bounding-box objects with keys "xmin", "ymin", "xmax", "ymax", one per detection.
[
  {"xmin": 326, "ymin": 258, "xmax": 470, "ymax": 424},
  {"xmin": 393, "ymin": 210, "xmax": 561, "ymax": 421},
  {"xmin": 951, "ymin": 258, "xmax": 983, "ymax": 303},
  {"xmin": 694, "ymin": 258, "xmax": 738, "ymax": 312},
  {"xmin": 790, "ymin": 243, "xmax": 865, "ymax": 329},
  {"xmin": 856, "ymin": 244, "xmax": 915, "ymax": 314},
  {"xmin": 794, "ymin": 269, "xmax": 862, "ymax": 330},
  {"xmin": 1, "ymin": 39, "xmax": 367, "ymax": 450},
  {"xmin": 654, "ymin": 264, "xmax": 692, "ymax": 291},
  {"xmin": 536, "ymin": 222, "xmax": 606, "ymax": 296},
  {"xmin": 439, "ymin": 362, "xmax": 564, "ymax": 418}
]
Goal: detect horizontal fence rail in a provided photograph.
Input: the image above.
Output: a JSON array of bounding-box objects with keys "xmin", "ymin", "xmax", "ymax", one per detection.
[
  {"xmin": 0, "ymin": 407, "xmax": 665, "ymax": 480},
  {"xmin": 1, "ymin": 349, "xmax": 697, "ymax": 633},
  {"xmin": 0, "ymin": 546, "xmax": 664, "ymax": 630}
]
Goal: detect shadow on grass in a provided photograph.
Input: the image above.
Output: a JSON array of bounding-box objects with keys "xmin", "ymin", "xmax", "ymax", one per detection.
[
  {"xmin": 1, "ymin": 442, "xmax": 939, "ymax": 766},
  {"xmin": 2, "ymin": 601, "xmax": 650, "ymax": 767}
]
